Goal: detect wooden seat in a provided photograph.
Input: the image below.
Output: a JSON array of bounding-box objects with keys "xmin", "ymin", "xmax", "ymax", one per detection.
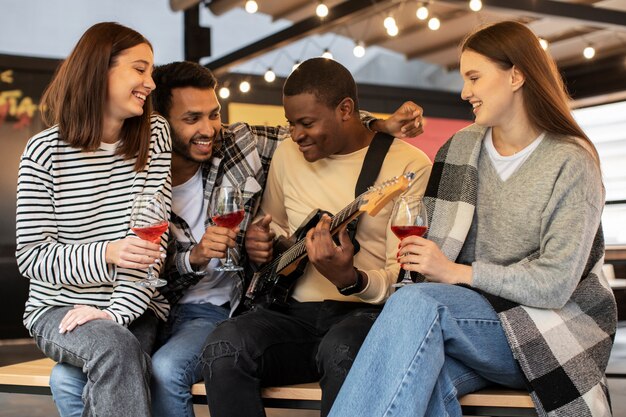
[{"xmin": 0, "ymin": 357, "xmax": 537, "ymax": 416}]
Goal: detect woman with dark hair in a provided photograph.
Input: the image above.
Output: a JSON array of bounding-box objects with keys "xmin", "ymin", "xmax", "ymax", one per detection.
[
  {"xmin": 16, "ymin": 22, "xmax": 171, "ymax": 416},
  {"xmin": 328, "ymin": 21, "xmax": 615, "ymax": 417}
]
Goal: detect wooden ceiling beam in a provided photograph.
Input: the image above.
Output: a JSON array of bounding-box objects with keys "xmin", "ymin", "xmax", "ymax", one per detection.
[
  {"xmin": 204, "ymin": 0, "xmax": 387, "ymax": 75},
  {"xmin": 443, "ymin": 0, "xmax": 626, "ymax": 30}
]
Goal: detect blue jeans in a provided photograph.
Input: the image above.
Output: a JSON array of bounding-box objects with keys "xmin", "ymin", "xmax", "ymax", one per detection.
[
  {"xmin": 50, "ymin": 303, "xmax": 229, "ymax": 417},
  {"xmin": 34, "ymin": 307, "xmax": 157, "ymax": 417},
  {"xmin": 328, "ymin": 283, "xmax": 526, "ymax": 417},
  {"xmin": 151, "ymin": 303, "xmax": 229, "ymax": 417}
]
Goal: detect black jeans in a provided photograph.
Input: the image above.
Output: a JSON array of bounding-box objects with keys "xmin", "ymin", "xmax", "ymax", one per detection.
[{"xmin": 201, "ymin": 299, "xmax": 382, "ymax": 417}]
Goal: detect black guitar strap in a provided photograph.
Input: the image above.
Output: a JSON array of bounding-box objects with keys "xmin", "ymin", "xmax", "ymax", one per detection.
[
  {"xmin": 345, "ymin": 132, "xmax": 395, "ymax": 254},
  {"xmin": 355, "ymin": 132, "xmax": 395, "ymax": 196}
]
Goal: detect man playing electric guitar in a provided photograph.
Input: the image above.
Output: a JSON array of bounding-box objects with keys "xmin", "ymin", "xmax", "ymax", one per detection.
[{"xmin": 202, "ymin": 58, "xmax": 432, "ymax": 417}]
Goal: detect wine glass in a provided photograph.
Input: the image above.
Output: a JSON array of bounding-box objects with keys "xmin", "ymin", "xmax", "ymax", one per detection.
[
  {"xmin": 130, "ymin": 193, "xmax": 169, "ymax": 287},
  {"xmin": 210, "ymin": 185, "xmax": 244, "ymax": 272},
  {"xmin": 390, "ymin": 195, "xmax": 429, "ymax": 287}
]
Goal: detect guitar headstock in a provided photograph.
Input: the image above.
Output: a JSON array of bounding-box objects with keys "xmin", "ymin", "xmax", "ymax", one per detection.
[{"xmin": 359, "ymin": 172, "xmax": 415, "ymax": 216}]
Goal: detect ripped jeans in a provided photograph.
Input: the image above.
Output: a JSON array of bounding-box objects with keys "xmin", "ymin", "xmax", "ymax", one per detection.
[{"xmin": 201, "ymin": 300, "xmax": 382, "ymax": 417}]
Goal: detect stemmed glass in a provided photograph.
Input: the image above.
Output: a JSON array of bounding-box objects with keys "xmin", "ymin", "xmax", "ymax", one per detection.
[
  {"xmin": 390, "ymin": 195, "xmax": 429, "ymax": 287},
  {"xmin": 130, "ymin": 193, "xmax": 169, "ymax": 287},
  {"xmin": 210, "ymin": 185, "xmax": 244, "ymax": 271}
]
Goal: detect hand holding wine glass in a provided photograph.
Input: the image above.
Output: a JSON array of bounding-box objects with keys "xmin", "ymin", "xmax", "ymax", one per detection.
[
  {"xmin": 391, "ymin": 195, "xmax": 428, "ymax": 287},
  {"xmin": 210, "ymin": 185, "xmax": 245, "ymax": 271},
  {"xmin": 130, "ymin": 193, "xmax": 169, "ymax": 287}
]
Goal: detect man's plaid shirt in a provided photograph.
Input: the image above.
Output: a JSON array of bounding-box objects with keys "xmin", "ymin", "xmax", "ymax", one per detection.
[{"xmin": 158, "ymin": 122, "xmax": 287, "ymax": 312}]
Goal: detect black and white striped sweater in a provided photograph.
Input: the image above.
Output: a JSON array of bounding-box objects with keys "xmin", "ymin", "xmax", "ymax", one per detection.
[{"xmin": 17, "ymin": 114, "xmax": 172, "ymax": 330}]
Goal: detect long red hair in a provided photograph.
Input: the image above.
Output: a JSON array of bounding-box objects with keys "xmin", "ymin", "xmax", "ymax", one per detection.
[
  {"xmin": 41, "ymin": 22, "xmax": 153, "ymax": 171},
  {"xmin": 461, "ymin": 21, "xmax": 601, "ymax": 170}
]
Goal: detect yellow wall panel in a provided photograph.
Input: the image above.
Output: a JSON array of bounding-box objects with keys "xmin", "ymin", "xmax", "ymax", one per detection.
[{"xmin": 227, "ymin": 102, "xmax": 390, "ymax": 126}]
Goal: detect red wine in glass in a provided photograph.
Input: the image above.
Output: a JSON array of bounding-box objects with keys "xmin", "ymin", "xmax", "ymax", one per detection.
[
  {"xmin": 212, "ymin": 210, "xmax": 245, "ymax": 230},
  {"xmin": 210, "ymin": 186, "xmax": 244, "ymax": 272},
  {"xmin": 391, "ymin": 225, "xmax": 428, "ymax": 240},
  {"xmin": 390, "ymin": 195, "xmax": 428, "ymax": 288},
  {"xmin": 132, "ymin": 221, "xmax": 169, "ymax": 243},
  {"xmin": 130, "ymin": 193, "xmax": 169, "ymax": 287}
]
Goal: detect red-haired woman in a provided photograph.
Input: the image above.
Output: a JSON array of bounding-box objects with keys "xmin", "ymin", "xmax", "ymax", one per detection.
[
  {"xmin": 329, "ymin": 21, "xmax": 615, "ymax": 417},
  {"xmin": 16, "ymin": 22, "xmax": 171, "ymax": 416}
]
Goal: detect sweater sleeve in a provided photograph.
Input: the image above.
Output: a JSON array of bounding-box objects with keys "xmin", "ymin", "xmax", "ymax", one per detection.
[
  {"xmin": 104, "ymin": 118, "xmax": 172, "ymax": 325},
  {"xmin": 357, "ymin": 158, "xmax": 432, "ymax": 304},
  {"xmin": 16, "ymin": 155, "xmax": 113, "ymax": 286},
  {"xmin": 471, "ymin": 150, "xmax": 604, "ymax": 309},
  {"xmin": 257, "ymin": 141, "xmax": 290, "ymax": 238}
]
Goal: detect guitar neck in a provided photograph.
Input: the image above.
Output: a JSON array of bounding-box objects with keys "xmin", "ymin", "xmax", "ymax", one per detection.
[{"xmin": 268, "ymin": 196, "xmax": 364, "ymax": 274}]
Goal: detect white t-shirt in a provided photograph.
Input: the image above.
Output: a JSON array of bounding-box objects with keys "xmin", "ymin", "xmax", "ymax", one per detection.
[
  {"xmin": 172, "ymin": 168, "xmax": 232, "ymax": 305},
  {"xmin": 484, "ymin": 128, "xmax": 545, "ymax": 181}
]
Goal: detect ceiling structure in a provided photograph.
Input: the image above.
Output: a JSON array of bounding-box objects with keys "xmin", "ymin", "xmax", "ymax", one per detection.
[{"xmin": 172, "ymin": 0, "xmax": 626, "ymax": 102}]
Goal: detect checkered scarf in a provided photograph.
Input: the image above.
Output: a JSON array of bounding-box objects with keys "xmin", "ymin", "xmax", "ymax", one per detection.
[{"xmin": 424, "ymin": 124, "xmax": 616, "ymax": 416}]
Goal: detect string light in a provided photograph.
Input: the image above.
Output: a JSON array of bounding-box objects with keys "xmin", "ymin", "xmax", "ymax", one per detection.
[
  {"xmin": 322, "ymin": 49, "xmax": 333, "ymax": 59},
  {"xmin": 316, "ymin": 2, "xmax": 329, "ymax": 18},
  {"xmin": 218, "ymin": 86, "xmax": 230, "ymax": 99},
  {"xmin": 244, "ymin": 0, "xmax": 258, "ymax": 14},
  {"xmin": 383, "ymin": 16, "xmax": 396, "ymax": 30},
  {"xmin": 416, "ymin": 4, "xmax": 429, "ymax": 20},
  {"xmin": 583, "ymin": 45, "xmax": 596, "ymax": 59},
  {"xmin": 353, "ymin": 41, "xmax": 366, "ymax": 58},
  {"xmin": 469, "ymin": 0, "xmax": 482, "ymax": 12},
  {"xmin": 384, "ymin": 15, "xmax": 399, "ymax": 36},
  {"xmin": 428, "ymin": 17, "xmax": 440, "ymax": 30},
  {"xmin": 538, "ymin": 37, "xmax": 549, "ymax": 50},
  {"xmin": 264, "ymin": 68, "xmax": 276, "ymax": 82},
  {"xmin": 239, "ymin": 80, "xmax": 251, "ymax": 93}
]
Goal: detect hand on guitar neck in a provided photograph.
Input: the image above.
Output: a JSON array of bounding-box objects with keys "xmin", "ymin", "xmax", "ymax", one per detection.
[
  {"xmin": 305, "ymin": 214, "xmax": 363, "ymax": 289},
  {"xmin": 245, "ymin": 214, "xmax": 276, "ymax": 264}
]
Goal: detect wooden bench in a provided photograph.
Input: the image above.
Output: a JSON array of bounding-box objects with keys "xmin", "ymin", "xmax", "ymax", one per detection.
[{"xmin": 0, "ymin": 357, "xmax": 537, "ymax": 416}]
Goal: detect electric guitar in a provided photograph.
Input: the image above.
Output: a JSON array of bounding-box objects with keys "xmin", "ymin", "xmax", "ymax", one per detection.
[{"xmin": 245, "ymin": 172, "xmax": 415, "ymax": 310}]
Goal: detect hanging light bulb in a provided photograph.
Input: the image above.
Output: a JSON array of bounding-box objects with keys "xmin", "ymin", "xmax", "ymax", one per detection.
[
  {"xmin": 292, "ymin": 61, "xmax": 301, "ymax": 72},
  {"xmin": 383, "ymin": 15, "xmax": 396, "ymax": 30},
  {"xmin": 321, "ymin": 49, "xmax": 333, "ymax": 59},
  {"xmin": 416, "ymin": 4, "xmax": 429, "ymax": 20},
  {"xmin": 244, "ymin": 0, "xmax": 258, "ymax": 14},
  {"xmin": 264, "ymin": 68, "xmax": 276, "ymax": 83},
  {"xmin": 239, "ymin": 81, "xmax": 251, "ymax": 93},
  {"xmin": 538, "ymin": 37, "xmax": 549, "ymax": 50},
  {"xmin": 387, "ymin": 24, "xmax": 399, "ymax": 37},
  {"xmin": 353, "ymin": 41, "xmax": 366, "ymax": 58},
  {"xmin": 469, "ymin": 0, "xmax": 482, "ymax": 12},
  {"xmin": 316, "ymin": 2, "xmax": 329, "ymax": 18},
  {"xmin": 428, "ymin": 17, "xmax": 440, "ymax": 31},
  {"xmin": 218, "ymin": 87, "xmax": 230, "ymax": 99},
  {"xmin": 583, "ymin": 45, "xmax": 596, "ymax": 59}
]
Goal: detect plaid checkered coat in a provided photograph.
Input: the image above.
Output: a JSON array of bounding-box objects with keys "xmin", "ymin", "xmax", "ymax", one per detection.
[{"xmin": 424, "ymin": 124, "xmax": 616, "ymax": 416}]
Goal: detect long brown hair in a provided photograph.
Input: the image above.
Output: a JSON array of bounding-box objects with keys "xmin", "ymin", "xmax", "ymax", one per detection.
[
  {"xmin": 41, "ymin": 22, "xmax": 153, "ymax": 171},
  {"xmin": 461, "ymin": 21, "xmax": 601, "ymax": 169}
]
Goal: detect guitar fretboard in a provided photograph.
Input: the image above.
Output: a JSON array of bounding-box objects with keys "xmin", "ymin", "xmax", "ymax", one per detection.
[{"xmin": 263, "ymin": 195, "xmax": 365, "ymax": 277}]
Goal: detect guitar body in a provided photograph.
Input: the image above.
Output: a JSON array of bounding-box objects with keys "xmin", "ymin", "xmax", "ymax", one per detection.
[
  {"xmin": 246, "ymin": 209, "xmax": 359, "ymax": 310},
  {"xmin": 252, "ymin": 210, "xmax": 322, "ymax": 310}
]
